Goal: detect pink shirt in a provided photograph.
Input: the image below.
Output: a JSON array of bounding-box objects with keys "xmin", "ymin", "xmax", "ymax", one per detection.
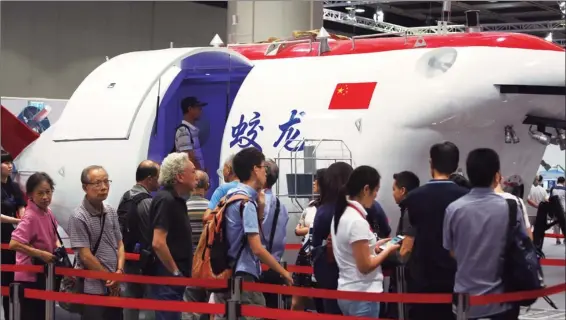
[{"xmin": 11, "ymin": 201, "xmax": 58, "ymax": 282}]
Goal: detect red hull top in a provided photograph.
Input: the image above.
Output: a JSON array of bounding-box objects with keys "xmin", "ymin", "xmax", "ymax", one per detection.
[{"xmin": 230, "ymin": 32, "xmax": 564, "ymax": 61}]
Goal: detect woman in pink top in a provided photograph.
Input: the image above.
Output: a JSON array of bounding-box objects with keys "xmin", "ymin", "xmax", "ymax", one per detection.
[{"xmin": 9, "ymin": 172, "xmax": 60, "ymax": 320}]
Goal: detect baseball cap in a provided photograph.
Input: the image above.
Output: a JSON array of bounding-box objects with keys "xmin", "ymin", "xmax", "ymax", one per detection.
[{"xmin": 181, "ymin": 97, "xmax": 208, "ymax": 114}]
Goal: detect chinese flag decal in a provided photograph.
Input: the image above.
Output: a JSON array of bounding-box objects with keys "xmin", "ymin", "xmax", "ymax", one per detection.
[{"xmin": 328, "ymin": 82, "xmax": 377, "ymax": 110}]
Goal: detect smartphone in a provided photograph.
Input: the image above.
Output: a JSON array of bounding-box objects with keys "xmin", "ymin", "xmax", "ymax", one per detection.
[{"xmin": 379, "ymin": 235, "xmax": 406, "ymax": 251}]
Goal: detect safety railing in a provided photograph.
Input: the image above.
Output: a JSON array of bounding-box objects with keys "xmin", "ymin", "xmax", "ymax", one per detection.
[{"xmin": 1, "ymin": 234, "xmax": 565, "ymax": 320}]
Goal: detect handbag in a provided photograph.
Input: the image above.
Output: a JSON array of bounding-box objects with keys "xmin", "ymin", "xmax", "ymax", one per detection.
[{"xmin": 59, "ymin": 214, "xmax": 106, "ymax": 314}]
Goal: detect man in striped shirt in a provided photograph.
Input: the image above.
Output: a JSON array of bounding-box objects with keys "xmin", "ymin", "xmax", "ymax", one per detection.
[
  {"xmin": 68, "ymin": 165, "xmax": 125, "ymax": 320},
  {"xmin": 182, "ymin": 170, "xmax": 210, "ymax": 320}
]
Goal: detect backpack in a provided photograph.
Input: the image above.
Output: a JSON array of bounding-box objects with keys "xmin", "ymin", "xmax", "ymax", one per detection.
[
  {"xmin": 502, "ymin": 199, "xmax": 545, "ymax": 306},
  {"xmin": 170, "ymin": 123, "xmax": 193, "ymax": 153},
  {"xmin": 192, "ymin": 193, "xmax": 255, "ymax": 285},
  {"xmin": 117, "ymin": 191, "xmax": 152, "ymax": 252}
]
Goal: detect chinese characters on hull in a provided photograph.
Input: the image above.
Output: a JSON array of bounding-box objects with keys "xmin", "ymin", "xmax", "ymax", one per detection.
[
  {"xmin": 273, "ymin": 109, "xmax": 306, "ymax": 152},
  {"xmin": 229, "ymin": 109, "xmax": 306, "ymax": 152},
  {"xmin": 230, "ymin": 111, "xmax": 264, "ymax": 150}
]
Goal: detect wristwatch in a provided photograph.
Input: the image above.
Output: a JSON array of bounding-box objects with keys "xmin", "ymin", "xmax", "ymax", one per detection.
[{"xmin": 172, "ymin": 270, "xmax": 183, "ymax": 277}]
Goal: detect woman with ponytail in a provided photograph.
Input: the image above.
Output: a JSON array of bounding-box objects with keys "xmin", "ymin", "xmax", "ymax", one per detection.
[
  {"xmin": 311, "ymin": 162, "xmax": 353, "ymax": 315},
  {"xmin": 331, "ymin": 166, "xmax": 400, "ymax": 317}
]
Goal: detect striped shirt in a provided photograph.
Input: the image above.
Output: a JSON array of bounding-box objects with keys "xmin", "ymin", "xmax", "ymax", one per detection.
[
  {"xmin": 68, "ymin": 198, "xmax": 122, "ymax": 295},
  {"xmin": 186, "ymin": 195, "xmax": 209, "ymax": 248}
]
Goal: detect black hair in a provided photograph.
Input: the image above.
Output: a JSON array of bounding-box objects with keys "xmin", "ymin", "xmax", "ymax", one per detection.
[
  {"xmin": 393, "ymin": 171, "xmax": 420, "ymax": 193},
  {"xmin": 1, "ymin": 150, "xmax": 13, "ymax": 164},
  {"xmin": 26, "ymin": 172, "xmax": 55, "ymax": 195},
  {"xmin": 334, "ymin": 165, "xmax": 381, "ymax": 232},
  {"xmin": 319, "ymin": 162, "xmax": 353, "ymax": 205},
  {"xmin": 449, "ymin": 172, "xmax": 472, "ymax": 190},
  {"xmin": 232, "ymin": 147, "xmax": 265, "ymax": 182},
  {"xmin": 466, "ymin": 148, "xmax": 500, "ymax": 188},
  {"xmin": 311, "ymin": 168, "xmax": 327, "ymax": 207},
  {"xmin": 136, "ymin": 161, "xmax": 159, "ymax": 182},
  {"xmin": 558, "ymin": 177, "xmax": 565, "ymax": 184},
  {"xmin": 430, "ymin": 141, "xmax": 460, "ymax": 175}
]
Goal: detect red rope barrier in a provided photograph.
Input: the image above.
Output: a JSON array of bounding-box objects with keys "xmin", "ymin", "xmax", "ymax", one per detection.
[
  {"xmin": 470, "ymin": 283, "xmax": 566, "ymax": 306},
  {"xmin": 55, "ymin": 267, "xmax": 228, "ymax": 290},
  {"xmin": 241, "ymin": 304, "xmax": 395, "ymax": 320},
  {"xmin": 544, "ymin": 233, "xmax": 565, "ymax": 239},
  {"xmin": 24, "ymin": 289, "xmax": 225, "ymax": 314},
  {"xmin": 0, "ymin": 264, "xmax": 43, "ymax": 273},
  {"xmin": 242, "ymin": 281, "xmax": 453, "ymax": 304}
]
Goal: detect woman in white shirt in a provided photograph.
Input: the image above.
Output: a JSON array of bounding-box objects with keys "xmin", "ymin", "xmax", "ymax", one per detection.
[
  {"xmin": 291, "ymin": 168, "xmax": 326, "ymax": 311},
  {"xmin": 331, "ymin": 166, "xmax": 400, "ymax": 317}
]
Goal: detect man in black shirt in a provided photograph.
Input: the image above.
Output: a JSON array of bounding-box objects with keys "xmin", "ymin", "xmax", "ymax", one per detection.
[
  {"xmin": 404, "ymin": 142, "xmax": 469, "ymax": 320},
  {"xmin": 149, "ymin": 153, "xmax": 197, "ymax": 320}
]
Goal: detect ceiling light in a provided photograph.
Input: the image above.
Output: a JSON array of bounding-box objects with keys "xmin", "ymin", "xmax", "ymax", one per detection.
[
  {"xmin": 355, "ymin": 8, "xmax": 365, "ymax": 13},
  {"xmin": 545, "ymin": 32, "xmax": 553, "ymax": 42},
  {"xmin": 528, "ymin": 126, "xmax": 551, "ymax": 146},
  {"xmin": 504, "ymin": 126, "xmax": 513, "ymax": 144},
  {"xmin": 373, "ymin": 10, "xmax": 384, "ymax": 22},
  {"xmin": 556, "ymin": 128, "xmax": 566, "ymax": 150},
  {"xmin": 345, "ymin": 6, "xmax": 355, "ymax": 10},
  {"xmin": 560, "ymin": 1, "xmax": 566, "ymax": 15}
]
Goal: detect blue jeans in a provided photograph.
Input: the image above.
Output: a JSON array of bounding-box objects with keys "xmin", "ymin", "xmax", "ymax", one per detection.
[
  {"xmin": 338, "ymin": 299, "xmax": 380, "ymax": 317},
  {"xmin": 150, "ymin": 263, "xmax": 185, "ymax": 320}
]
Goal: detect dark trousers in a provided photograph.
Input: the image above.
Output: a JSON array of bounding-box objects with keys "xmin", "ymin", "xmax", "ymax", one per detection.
[
  {"xmin": 408, "ymin": 282, "xmax": 454, "ymax": 320},
  {"xmin": 150, "ymin": 262, "xmax": 185, "ymax": 320},
  {"xmin": 19, "ymin": 281, "xmax": 46, "ymax": 320},
  {"xmin": 470, "ymin": 306, "xmax": 520, "ymax": 320},
  {"xmin": 1, "ymin": 249, "xmax": 15, "ymax": 320},
  {"xmin": 81, "ymin": 296, "xmax": 123, "ymax": 320},
  {"xmin": 259, "ymin": 269, "xmax": 286, "ymax": 309}
]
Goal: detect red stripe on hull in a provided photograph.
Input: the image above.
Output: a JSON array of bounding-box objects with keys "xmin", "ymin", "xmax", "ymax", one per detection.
[{"xmin": 231, "ymin": 32, "xmax": 564, "ymax": 61}]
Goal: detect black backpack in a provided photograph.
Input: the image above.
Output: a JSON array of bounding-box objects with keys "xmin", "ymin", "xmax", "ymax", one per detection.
[
  {"xmin": 170, "ymin": 123, "xmax": 193, "ymax": 153},
  {"xmin": 117, "ymin": 191, "xmax": 152, "ymax": 252},
  {"xmin": 502, "ymin": 199, "xmax": 545, "ymax": 306}
]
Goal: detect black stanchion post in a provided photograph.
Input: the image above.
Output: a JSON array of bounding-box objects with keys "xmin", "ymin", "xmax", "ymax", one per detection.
[
  {"xmin": 395, "ymin": 265, "xmax": 406, "ymax": 320},
  {"xmin": 9, "ymin": 282, "xmax": 22, "ymax": 320},
  {"xmin": 226, "ymin": 276, "xmax": 243, "ymax": 320},
  {"xmin": 455, "ymin": 293, "xmax": 470, "ymax": 320},
  {"xmin": 45, "ymin": 263, "xmax": 56, "ymax": 320},
  {"xmin": 278, "ymin": 260, "xmax": 287, "ymax": 309}
]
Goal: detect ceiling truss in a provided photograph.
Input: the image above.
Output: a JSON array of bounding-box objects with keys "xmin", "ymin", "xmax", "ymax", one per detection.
[{"xmin": 322, "ymin": 6, "xmax": 566, "ymax": 47}]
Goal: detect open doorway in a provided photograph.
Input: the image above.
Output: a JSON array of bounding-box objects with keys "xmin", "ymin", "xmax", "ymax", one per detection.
[{"xmin": 147, "ymin": 51, "xmax": 253, "ymax": 197}]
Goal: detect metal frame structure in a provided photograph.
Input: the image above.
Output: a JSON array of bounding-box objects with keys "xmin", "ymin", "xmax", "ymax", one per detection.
[{"xmin": 323, "ymin": 8, "xmax": 565, "ymax": 46}]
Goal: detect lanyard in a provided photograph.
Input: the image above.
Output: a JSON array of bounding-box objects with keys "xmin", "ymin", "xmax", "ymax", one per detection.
[{"xmin": 347, "ymin": 203, "xmax": 373, "ymax": 233}]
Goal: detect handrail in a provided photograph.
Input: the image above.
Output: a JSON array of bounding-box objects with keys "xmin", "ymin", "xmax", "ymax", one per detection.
[{"xmin": 351, "ymin": 31, "xmax": 408, "ymax": 49}]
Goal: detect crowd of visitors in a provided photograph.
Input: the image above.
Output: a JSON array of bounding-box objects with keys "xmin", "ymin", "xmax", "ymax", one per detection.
[{"xmin": 0, "ymin": 138, "xmax": 563, "ymax": 320}]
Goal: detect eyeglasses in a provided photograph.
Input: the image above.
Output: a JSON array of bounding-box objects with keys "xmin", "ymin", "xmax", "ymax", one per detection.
[{"xmin": 86, "ymin": 180, "xmax": 112, "ymax": 188}]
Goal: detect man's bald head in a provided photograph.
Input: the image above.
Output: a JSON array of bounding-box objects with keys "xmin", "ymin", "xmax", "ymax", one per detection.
[
  {"xmin": 195, "ymin": 170, "xmax": 210, "ymax": 195},
  {"xmin": 136, "ymin": 160, "xmax": 159, "ymax": 182},
  {"xmin": 136, "ymin": 160, "xmax": 160, "ymax": 191}
]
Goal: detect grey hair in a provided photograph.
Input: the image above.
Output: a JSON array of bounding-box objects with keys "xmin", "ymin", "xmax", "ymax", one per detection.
[
  {"xmin": 265, "ymin": 158, "xmax": 279, "ymax": 188},
  {"xmin": 196, "ymin": 170, "xmax": 209, "ymax": 189},
  {"xmin": 158, "ymin": 152, "xmax": 190, "ymax": 186},
  {"xmin": 81, "ymin": 165, "xmax": 105, "ymax": 184},
  {"xmin": 224, "ymin": 154, "xmax": 235, "ymax": 167}
]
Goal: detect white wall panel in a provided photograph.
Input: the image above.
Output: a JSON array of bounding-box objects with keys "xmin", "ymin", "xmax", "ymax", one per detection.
[{"xmin": 0, "ymin": 1, "xmax": 227, "ymax": 99}]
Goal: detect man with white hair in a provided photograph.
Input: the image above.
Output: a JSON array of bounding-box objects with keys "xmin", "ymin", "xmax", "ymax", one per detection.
[
  {"xmin": 203, "ymin": 155, "xmax": 240, "ymax": 220},
  {"xmin": 149, "ymin": 153, "xmax": 197, "ymax": 320}
]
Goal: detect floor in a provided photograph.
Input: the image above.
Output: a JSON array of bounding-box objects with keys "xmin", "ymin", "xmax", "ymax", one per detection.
[{"xmin": 2, "ymin": 233, "xmax": 564, "ymax": 319}]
